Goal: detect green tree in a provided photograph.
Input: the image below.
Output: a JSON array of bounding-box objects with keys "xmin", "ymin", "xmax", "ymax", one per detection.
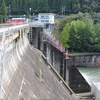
[
  {"xmin": 52, "ymin": 0, "xmax": 58, "ymax": 13},
  {"xmin": 68, "ymin": 21, "xmax": 82, "ymax": 51},
  {"xmin": 11, "ymin": 0, "xmax": 18, "ymax": 14},
  {"xmin": 0, "ymin": 0, "xmax": 7, "ymax": 16},
  {"xmin": 34, "ymin": 0, "xmax": 39, "ymax": 13},
  {"xmin": 42, "ymin": 0, "xmax": 49, "ymax": 12},
  {"xmin": 60, "ymin": 20, "xmax": 97, "ymax": 52},
  {"xmin": 0, "ymin": 0, "xmax": 7, "ymax": 23},
  {"xmin": 60, "ymin": 23, "xmax": 70, "ymax": 48},
  {"xmin": 3, "ymin": 0, "xmax": 100, "ymax": 16},
  {"xmin": 92, "ymin": 23, "xmax": 100, "ymax": 52},
  {"xmin": 23, "ymin": 0, "xmax": 28, "ymax": 14}
]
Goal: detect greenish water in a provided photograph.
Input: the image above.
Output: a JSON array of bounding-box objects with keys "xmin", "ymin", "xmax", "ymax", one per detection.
[{"xmin": 77, "ymin": 67, "xmax": 100, "ymax": 86}]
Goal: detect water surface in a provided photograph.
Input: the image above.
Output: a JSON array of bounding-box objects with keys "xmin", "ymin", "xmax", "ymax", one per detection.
[{"xmin": 77, "ymin": 67, "xmax": 100, "ymax": 86}]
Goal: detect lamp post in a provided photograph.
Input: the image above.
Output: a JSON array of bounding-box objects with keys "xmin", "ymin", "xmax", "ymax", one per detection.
[
  {"xmin": 29, "ymin": 8, "xmax": 31, "ymax": 22},
  {"xmin": 9, "ymin": 4, "xmax": 11, "ymax": 18}
]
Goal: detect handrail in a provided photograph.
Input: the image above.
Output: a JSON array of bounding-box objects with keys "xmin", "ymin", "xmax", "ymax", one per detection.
[
  {"xmin": 33, "ymin": 48, "xmax": 94, "ymax": 98},
  {"xmin": 0, "ymin": 24, "xmax": 29, "ymax": 34},
  {"xmin": 42, "ymin": 35, "xmax": 65, "ymax": 52},
  {"xmin": 0, "ymin": 23, "xmax": 28, "ymax": 28}
]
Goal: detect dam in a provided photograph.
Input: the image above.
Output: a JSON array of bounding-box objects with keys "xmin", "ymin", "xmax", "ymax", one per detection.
[{"xmin": 0, "ymin": 21, "xmax": 99, "ymax": 99}]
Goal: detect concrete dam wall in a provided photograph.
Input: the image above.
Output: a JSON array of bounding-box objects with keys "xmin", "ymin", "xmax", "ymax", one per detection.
[
  {"xmin": 0, "ymin": 23, "xmax": 95, "ymax": 100},
  {"xmin": 28, "ymin": 27, "xmax": 92, "ymax": 94},
  {"xmin": 69, "ymin": 54, "xmax": 100, "ymax": 67},
  {"xmin": 1, "ymin": 34, "xmax": 83, "ymax": 100}
]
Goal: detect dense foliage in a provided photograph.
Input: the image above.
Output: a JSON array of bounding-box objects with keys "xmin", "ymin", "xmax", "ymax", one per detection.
[
  {"xmin": 3, "ymin": 0, "xmax": 100, "ymax": 15},
  {"xmin": 52, "ymin": 12, "xmax": 100, "ymax": 40},
  {"xmin": 1, "ymin": 0, "xmax": 100, "ymax": 23},
  {"xmin": 0, "ymin": 0, "xmax": 7, "ymax": 23},
  {"xmin": 60, "ymin": 20, "xmax": 100, "ymax": 52}
]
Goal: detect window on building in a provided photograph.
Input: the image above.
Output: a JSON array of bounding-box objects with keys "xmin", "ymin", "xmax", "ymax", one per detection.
[
  {"xmin": 50, "ymin": 16, "xmax": 53, "ymax": 18},
  {"xmin": 45, "ymin": 16, "xmax": 49, "ymax": 18},
  {"xmin": 41, "ymin": 16, "xmax": 44, "ymax": 18},
  {"xmin": 41, "ymin": 20, "xmax": 44, "ymax": 22},
  {"xmin": 45, "ymin": 20, "xmax": 49, "ymax": 22},
  {"xmin": 50, "ymin": 20, "xmax": 53, "ymax": 22}
]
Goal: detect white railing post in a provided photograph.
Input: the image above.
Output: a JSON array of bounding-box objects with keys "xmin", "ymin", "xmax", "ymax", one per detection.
[{"xmin": 0, "ymin": 31, "xmax": 6, "ymax": 100}]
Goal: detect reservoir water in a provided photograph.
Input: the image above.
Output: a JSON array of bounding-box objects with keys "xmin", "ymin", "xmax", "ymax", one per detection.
[{"xmin": 77, "ymin": 67, "xmax": 100, "ymax": 86}]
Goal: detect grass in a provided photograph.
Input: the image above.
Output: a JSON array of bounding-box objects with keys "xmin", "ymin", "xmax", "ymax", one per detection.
[
  {"xmin": 52, "ymin": 18, "xmax": 62, "ymax": 40},
  {"xmin": 69, "ymin": 52, "xmax": 99, "ymax": 55},
  {"xmin": 34, "ymin": 71, "xmax": 40, "ymax": 78},
  {"xmin": 36, "ymin": 56, "xmax": 40, "ymax": 66}
]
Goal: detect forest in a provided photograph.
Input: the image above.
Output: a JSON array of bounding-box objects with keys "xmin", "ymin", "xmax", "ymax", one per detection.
[
  {"xmin": 60, "ymin": 20, "xmax": 100, "ymax": 52},
  {"xmin": 1, "ymin": 0, "xmax": 100, "ymax": 16},
  {"xmin": 52, "ymin": 12, "xmax": 100, "ymax": 53},
  {"xmin": 0, "ymin": 0, "xmax": 100, "ymax": 23},
  {"xmin": 0, "ymin": 0, "xmax": 100, "ymax": 22}
]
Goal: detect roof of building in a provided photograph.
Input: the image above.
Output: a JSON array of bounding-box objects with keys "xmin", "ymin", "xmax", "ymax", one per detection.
[{"xmin": 38, "ymin": 13, "xmax": 55, "ymax": 15}]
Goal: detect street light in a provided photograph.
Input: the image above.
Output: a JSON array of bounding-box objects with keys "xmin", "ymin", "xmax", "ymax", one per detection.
[
  {"xmin": 29, "ymin": 8, "xmax": 31, "ymax": 22},
  {"xmin": 9, "ymin": 4, "xmax": 11, "ymax": 17}
]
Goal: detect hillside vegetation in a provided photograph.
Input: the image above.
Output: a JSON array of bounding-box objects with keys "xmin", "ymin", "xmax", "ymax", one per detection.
[
  {"xmin": 1, "ymin": 0, "xmax": 100, "ymax": 23},
  {"xmin": 3, "ymin": 0, "xmax": 100, "ymax": 15},
  {"xmin": 53, "ymin": 12, "xmax": 100, "ymax": 53}
]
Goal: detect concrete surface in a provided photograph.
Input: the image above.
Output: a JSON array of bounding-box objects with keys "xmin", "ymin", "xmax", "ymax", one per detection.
[
  {"xmin": 0, "ymin": 34, "xmax": 94, "ymax": 100},
  {"xmin": 91, "ymin": 82, "xmax": 100, "ymax": 100},
  {"xmin": 1, "ymin": 35, "xmax": 71, "ymax": 100}
]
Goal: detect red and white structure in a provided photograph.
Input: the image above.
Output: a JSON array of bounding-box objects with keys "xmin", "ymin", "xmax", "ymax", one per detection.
[
  {"xmin": 65, "ymin": 50, "xmax": 69, "ymax": 59},
  {"xmin": 8, "ymin": 18, "xmax": 28, "ymax": 24}
]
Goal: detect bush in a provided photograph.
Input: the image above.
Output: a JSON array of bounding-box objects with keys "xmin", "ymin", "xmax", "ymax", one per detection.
[
  {"xmin": 60, "ymin": 20, "xmax": 100, "ymax": 52},
  {"xmin": 0, "ymin": 15, "xmax": 7, "ymax": 23}
]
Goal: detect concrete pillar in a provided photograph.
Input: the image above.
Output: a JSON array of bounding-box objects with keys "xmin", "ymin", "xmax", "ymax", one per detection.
[
  {"xmin": 46, "ymin": 44, "xmax": 51, "ymax": 63},
  {"xmin": 40, "ymin": 30, "xmax": 44, "ymax": 52},
  {"xmin": 60, "ymin": 54, "xmax": 65, "ymax": 79},
  {"xmin": 65, "ymin": 58, "xmax": 70, "ymax": 84},
  {"xmin": 91, "ymin": 82, "xmax": 100, "ymax": 100},
  {"xmin": 49, "ymin": 49, "xmax": 53, "ymax": 66},
  {"xmin": 32, "ymin": 28, "xmax": 36, "ymax": 47},
  {"xmin": 52, "ymin": 51, "xmax": 55, "ymax": 67},
  {"xmin": 54, "ymin": 50, "xmax": 60, "ymax": 74},
  {"xmin": 32, "ymin": 28, "xmax": 38, "ymax": 48},
  {"xmin": 65, "ymin": 56, "xmax": 75, "ymax": 84},
  {"xmin": 35, "ymin": 28, "xmax": 38, "ymax": 49},
  {"xmin": 43, "ymin": 43, "xmax": 47, "ymax": 57}
]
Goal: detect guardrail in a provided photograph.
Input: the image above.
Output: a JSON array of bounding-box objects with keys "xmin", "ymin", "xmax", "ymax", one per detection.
[
  {"xmin": 42, "ymin": 34, "xmax": 65, "ymax": 52},
  {"xmin": 0, "ymin": 24, "xmax": 29, "ymax": 44},
  {"xmin": 0, "ymin": 23, "xmax": 29, "ymax": 28}
]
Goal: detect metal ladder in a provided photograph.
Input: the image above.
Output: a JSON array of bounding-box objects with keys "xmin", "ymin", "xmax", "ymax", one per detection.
[{"xmin": 28, "ymin": 26, "xmax": 33, "ymax": 43}]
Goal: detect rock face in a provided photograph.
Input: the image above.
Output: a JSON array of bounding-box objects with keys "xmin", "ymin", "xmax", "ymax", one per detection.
[{"xmin": 1, "ymin": 35, "xmax": 75, "ymax": 100}]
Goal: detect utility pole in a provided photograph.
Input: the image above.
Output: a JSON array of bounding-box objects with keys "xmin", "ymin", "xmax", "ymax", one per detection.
[
  {"xmin": 9, "ymin": 4, "xmax": 11, "ymax": 17},
  {"xmin": 29, "ymin": 8, "xmax": 31, "ymax": 22},
  {"xmin": 62, "ymin": 6, "xmax": 65, "ymax": 17}
]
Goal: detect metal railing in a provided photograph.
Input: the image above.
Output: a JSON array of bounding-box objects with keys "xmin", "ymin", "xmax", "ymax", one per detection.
[
  {"xmin": 42, "ymin": 34, "xmax": 65, "ymax": 52},
  {"xmin": 0, "ymin": 23, "xmax": 28, "ymax": 28}
]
